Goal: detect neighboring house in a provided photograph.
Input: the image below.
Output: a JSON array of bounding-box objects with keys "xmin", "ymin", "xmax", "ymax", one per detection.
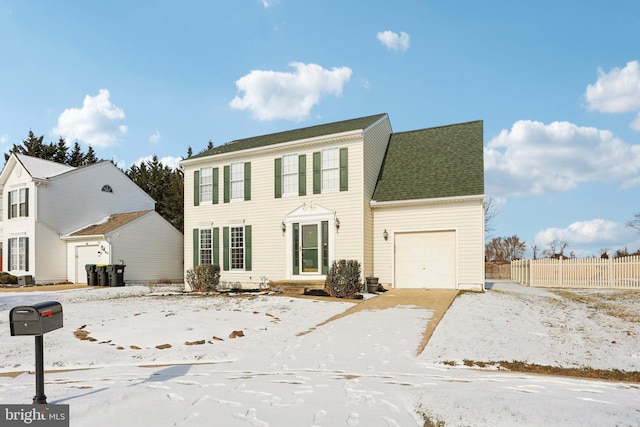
[
  {"xmin": 0, "ymin": 154, "xmax": 184, "ymax": 284},
  {"xmin": 180, "ymin": 113, "xmax": 484, "ymax": 291}
]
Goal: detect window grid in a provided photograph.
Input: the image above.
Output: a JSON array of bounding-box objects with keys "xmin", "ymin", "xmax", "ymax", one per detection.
[
  {"xmin": 282, "ymin": 154, "xmax": 298, "ymax": 195},
  {"xmin": 10, "ymin": 189, "xmax": 27, "ymax": 218},
  {"xmin": 230, "ymin": 226, "xmax": 244, "ymax": 270},
  {"xmin": 9, "ymin": 237, "xmax": 26, "ymax": 271},
  {"xmin": 200, "ymin": 167, "xmax": 212, "ymax": 203},
  {"xmin": 322, "ymin": 148, "xmax": 339, "ymax": 191},
  {"xmin": 230, "ymin": 163, "xmax": 244, "ymax": 200},
  {"xmin": 199, "ymin": 229, "xmax": 212, "ymax": 265}
]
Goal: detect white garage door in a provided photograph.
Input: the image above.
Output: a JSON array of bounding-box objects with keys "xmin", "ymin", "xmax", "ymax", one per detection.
[
  {"xmin": 76, "ymin": 245, "xmax": 100, "ymax": 283},
  {"xmin": 395, "ymin": 230, "xmax": 456, "ymax": 289}
]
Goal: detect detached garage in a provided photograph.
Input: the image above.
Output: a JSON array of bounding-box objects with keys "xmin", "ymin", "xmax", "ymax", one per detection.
[{"xmin": 370, "ymin": 121, "xmax": 485, "ymax": 291}]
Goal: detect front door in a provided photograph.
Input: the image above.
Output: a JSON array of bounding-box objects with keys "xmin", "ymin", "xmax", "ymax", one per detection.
[{"xmin": 301, "ymin": 224, "xmax": 319, "ymax": 273}]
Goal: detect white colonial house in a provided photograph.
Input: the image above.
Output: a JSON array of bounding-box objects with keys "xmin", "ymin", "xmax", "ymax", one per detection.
[
  {"xmin": 181, "ymin": 113, "xmax": 485, "ymax": 290},
  {"xmin": 0, "ymin": 154, "xmax": 184, "ymax": 284}
]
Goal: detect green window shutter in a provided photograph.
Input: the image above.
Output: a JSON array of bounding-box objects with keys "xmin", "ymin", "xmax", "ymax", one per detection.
[
  {"xmin": 193, "ymin": 170, "xmax": 200, "ymax": 206},
  {"xmin": 213, "ymin": 227, "xmax": 219, "ymax": 265},
  {"xmin": 245, "ymin": 225, "xmax": 252, "ymax": 271},
  {"xmin": 298, "ymin": 154, "xmax": 306, "ymax": 196},
  {"xmin": 24, "ymin": 237, "xmax": 29, "ymax": 271},
  {"xmin": 313, "ymin": 152, "xmax": 321, "ymax": 194},
  {"xmin": 321, "ymin": 221, "xmax": 329, "ymax": 275},
  {"xmin": 274, "ymin": 158, "xmax": 282, "ymax": 198},
  {"xmin": 244, "ymin": 162, "xmax": 251, "ymax": 201},
  {"xmin": 212, "ymin": 168, "xmax": 219, "ymax": 204},
  {"xmin": 339, "ymin": 147, "xmax": 348, "ymax": 191},
  {"xmin": 193, "ymin": 229, "xmax": 199, "ymax": 266},
  {"xmin": 24, "ymin": 188, "xmax": 29, "ymax": 217},
  {"xmin": 223, "ymin": 166, "xmax": 230, "ymax": 203},
  {"xmin": 6, "ymin": 239, "xmax": 11, "ymax": 270},
  {"xmin": 292, "ymin": 223, "xmax": 300, "ymax": 275},
  {"xmin": 223, "ymin": 226, "xmax": 229, "ymax": 271},
  {"xmin": 7, "ymin": 191, "xmax": 11, "ymax": 220}
]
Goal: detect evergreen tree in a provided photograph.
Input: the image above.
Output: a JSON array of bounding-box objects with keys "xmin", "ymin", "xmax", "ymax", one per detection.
[
  {"xmin": 68, "ymin": 141, "xmax": 85, "ymax": 166},
  {"xmin": 85, "ymin": 146, "xmax": 99, "ymax": 164},
  {"xmin": 126, "ymin": 156, "xmax": 184, "ymax": 232},
  {"xmin": 53, "ymin": 137, "xmax": 69, "ymax": 164}
]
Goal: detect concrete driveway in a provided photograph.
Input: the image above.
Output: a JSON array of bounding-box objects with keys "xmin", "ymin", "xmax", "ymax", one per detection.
[{"xmin": 311, "ymin": 288, "xmax": 459, "ymax": 355}]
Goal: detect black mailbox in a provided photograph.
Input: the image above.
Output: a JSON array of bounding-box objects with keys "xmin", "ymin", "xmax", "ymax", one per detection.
[{"xmin": 10, "ymin": 301, "xmax": 63, "ymax": 336}]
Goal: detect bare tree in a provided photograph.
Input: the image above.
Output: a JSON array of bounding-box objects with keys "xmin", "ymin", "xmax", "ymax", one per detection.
[
  {"xmin": 484, "ymin": 196, "xmax": 500, "ymax": 239},
  {"xmin": 542, "ymin": 239, "xmax": 569, "ymax": 259},
  {"xmin": 485, "ymin": 235, "xmax": 526, "ymax": 263},
  {"xmin": 531, "ymin": 244, "xmax": 539, "ymax": 260},
  {"xmin": 627, "ymin": 212, "xmax": 640, "ymax": 231}
]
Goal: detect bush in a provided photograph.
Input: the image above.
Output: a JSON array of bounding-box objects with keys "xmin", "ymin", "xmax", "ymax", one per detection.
[
  {"xmin": 0, "ymin": 272, "xmax": 18, "ymax": 284},
  {"xmin": 324, "ymin": 259, "xmax": 363, "ymax": 298},
  {"xmin": 186, "ymin": 265, "xmax": 220, "ymax": 291}
]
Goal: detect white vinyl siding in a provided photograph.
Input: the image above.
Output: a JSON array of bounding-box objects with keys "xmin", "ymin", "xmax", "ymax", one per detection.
[
  {"xmin": 199, "ymin": 167, "xmax": 212, "ymax": 203},
  {"xmin": 282, "ymin": 154, "xmax": 298, "ymax": 195},
  {"xmin": 372, "ymin": 197, "xmax": 484, "ymax": 290}
]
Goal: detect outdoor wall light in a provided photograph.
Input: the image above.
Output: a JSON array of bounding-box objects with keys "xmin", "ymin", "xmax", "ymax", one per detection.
[
  {"xmin": 383, "ymin": 229, "xmax": 389, "ymax": 241},
  {"xmin": 281, "ymin": 221, "xmax": 286, "ymax": 232},
  {"xmin": 335, "ymin": 218, "xmax": 340, "ymax": 229}
]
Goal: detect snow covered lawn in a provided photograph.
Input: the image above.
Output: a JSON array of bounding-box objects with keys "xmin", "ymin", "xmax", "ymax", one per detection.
[{"xmin": 1, "ymin": 281, "xmax": 639, "ymax": 426}]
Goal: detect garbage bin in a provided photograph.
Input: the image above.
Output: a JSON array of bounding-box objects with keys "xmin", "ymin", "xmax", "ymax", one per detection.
[
  {"xmin": 96, "ymin": 264, "xmax": 108, "ymax": 286},
  {"xmin": 106, "ymin": 264, "xmax": 126, "ymax": 287},
  {"xmin": 85, "ymin": 264, "xmax": 97, "ymax": 286}
]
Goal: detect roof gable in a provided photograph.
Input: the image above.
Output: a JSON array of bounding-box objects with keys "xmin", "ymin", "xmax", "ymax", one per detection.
[
  {"xmin": 187, "ymin": 113, "xmax": 388, "ymax": 160},
  {"xmin": 16, "ymin": 153, "xmax": 75, "ymax": 179},
  {"xmin": 372, "ymin": 120, "xmax": 484, "ymax": 202}
]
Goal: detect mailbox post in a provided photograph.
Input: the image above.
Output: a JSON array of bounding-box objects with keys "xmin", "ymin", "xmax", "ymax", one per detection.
[{"xmin": 10, "ymin": 301, "xmax": 63, "ymax": 404}]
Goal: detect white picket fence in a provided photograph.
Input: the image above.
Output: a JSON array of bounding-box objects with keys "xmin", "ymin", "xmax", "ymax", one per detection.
[{"xmin": 511, "ymin": 256, "xmax": 640, "ymax": 289}]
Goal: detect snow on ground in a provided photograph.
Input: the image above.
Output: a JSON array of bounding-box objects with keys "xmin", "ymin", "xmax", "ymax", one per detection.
[{"xmin": 0, "ymin": 281, "xmax": 639, "ymax": 426}]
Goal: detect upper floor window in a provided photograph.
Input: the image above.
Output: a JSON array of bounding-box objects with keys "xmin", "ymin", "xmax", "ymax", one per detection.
[
  {"xmin": 230, "ymin": 162, "xmax": 244, "ymax": 200},
  {"xmin": 0, "ymin": 196, "xmax": 3, "ymax": 221},
  {"xmin": 8, "ymin": 188, "xmax": 28, "ymax": 219},
  {"xmin": 282, "ymin": 154, "xmax": 298, "ymax": 195},
  {"xmin": 199, "ymin": 167, "xmax": 212, "ymax": 203},
  {"xmin": 322, "ymin": 148, "xmax": 339, "ymax": 191},
  {"xmin": 101, "ymin": 185, "xmax": 113, "ymax": 193}
]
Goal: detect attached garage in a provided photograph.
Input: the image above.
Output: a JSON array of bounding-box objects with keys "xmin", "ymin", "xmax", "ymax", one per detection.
[
  {"xmin": 369, "ymin": 120, "xmax": 485, "ymax": 291},
  {"xmin": 394, "ymin": 230, "xmax": 456, "ymax": 288}
]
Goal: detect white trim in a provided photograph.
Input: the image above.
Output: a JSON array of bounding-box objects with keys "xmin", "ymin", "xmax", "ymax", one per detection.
[{"xmin": 370, "ymin": 194, "xmax": 484, "ymax": 208}]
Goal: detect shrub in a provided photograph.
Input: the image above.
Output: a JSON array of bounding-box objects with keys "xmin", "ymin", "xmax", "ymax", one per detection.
[
  {"xmin": 324, "ymin": 259, "xmax": 363, "ymax": 298},
  {"xmin": 186, "ymin": 265, "xmax": 220, "ymax": 291},
  {"xmin": 0, "ymin": 272, "xmax": 18, "ymax": 284}
]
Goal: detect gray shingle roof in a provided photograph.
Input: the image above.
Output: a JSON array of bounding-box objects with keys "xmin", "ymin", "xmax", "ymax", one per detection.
[
  {"xmin": 372, "ymin": 120, "xmax": 484, "ymax": 202},
  {"xmin": 190, "ymin": 113, "xmax": 388, "ymax": 158}
]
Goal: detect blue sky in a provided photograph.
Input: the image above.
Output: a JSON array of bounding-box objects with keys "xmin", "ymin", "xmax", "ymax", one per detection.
[{"xmin": 1, "ymin": 0, "xmax": 639, "ymax": 257}]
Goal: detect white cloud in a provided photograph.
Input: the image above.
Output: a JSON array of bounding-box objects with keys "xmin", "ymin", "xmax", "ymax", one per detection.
[
  {"xmin": 133, "ymin": 155, "xmax": 182, "ymax": 170},
  {"xmin": 259, "ymin": 0, "xmax": 275, "ymax": 7},
  {"xmin": 229, "ymin": 62, "xmax": 352, "ymax": 121},
  {"xmin": 376, "ymin": 30, "xmax": 410, "ymax": 52},
  {"xmin": 485, "ymin": 120, "xmax": 640, "ymax": 197},
  {"xmin": 0, "ymin": 134, "xmax": 8, "ymax": 145},
  {"xmin": 585, "ymin": 60, "xmax": 640, "ymax": 130},
  {"xmin": 149, "ymin": 129, "xmax": 161, "ymax": 144},
  {"xmin": 53, "ymin": 89, "xmax": 127, "ymax": 147},
  {"xmin": 534, "ymin": 219, "xmax": 637, "ymax": 256}
]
